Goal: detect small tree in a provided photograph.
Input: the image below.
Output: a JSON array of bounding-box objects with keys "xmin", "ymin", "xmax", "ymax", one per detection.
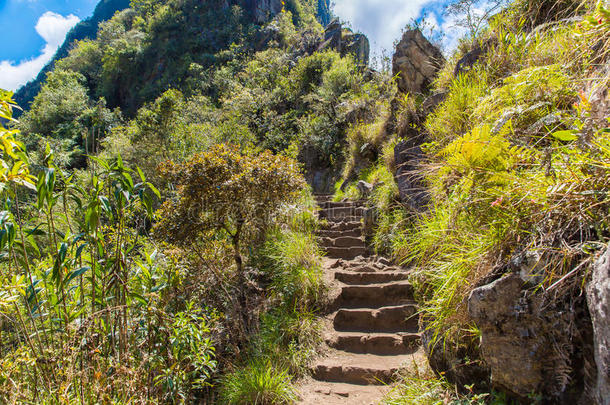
[
  {"xmin": 154, "ymin": 144, "xmax": 306, "ymax": 333},
  {"xmin": 445, "ymin": 0, "xmax": 509, "ymax": 38}
]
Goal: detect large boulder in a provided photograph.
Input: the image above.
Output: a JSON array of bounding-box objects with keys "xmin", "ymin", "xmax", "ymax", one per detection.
[
  {"xmin": 320, "ymin": 18, "xmax": 342, "ymax": 50},
  {"xmin": 390, "ymin": 31, "xmax": 444, "ymax": 211},
  {"xmin": 587, "ymin": 245, "xmax": 610, "ymax": 404},
  {"xmin": 392, "ymin": 29, "xmax": 445, "ymax": 95},
  {"xmin": 468, "ymin": 273, "xmax": 595, "ymax": 401},
  {"xmin": 468, "ymin": 275, "xmax": 543, "ymax": 397}
]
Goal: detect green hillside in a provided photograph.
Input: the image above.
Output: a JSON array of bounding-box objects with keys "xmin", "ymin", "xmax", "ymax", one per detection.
[
  {"xmin": 0, "ymin": 0, "xmax": 608, "ymax": 403},
  {"xmin": 13, "ymin": 0, "xmax": 132, "ymax": 112}
]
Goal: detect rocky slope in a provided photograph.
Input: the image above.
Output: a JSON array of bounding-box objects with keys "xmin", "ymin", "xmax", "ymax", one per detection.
[{"xmin": 375, "ymin": 3, "xmax": 610, "ymax": 403}]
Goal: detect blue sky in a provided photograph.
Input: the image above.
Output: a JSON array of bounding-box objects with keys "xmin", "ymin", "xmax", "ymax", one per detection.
[
  {"xmin": 1, "ymin": 0, "xmax": 97, "ymax": 90},
  {"xmin": 0, "ymin": 0, "xmax": 468, "ymax": 91},
  {"xmin": 333, "ymin": 0, "xmax": 468, "ymax": 60}
]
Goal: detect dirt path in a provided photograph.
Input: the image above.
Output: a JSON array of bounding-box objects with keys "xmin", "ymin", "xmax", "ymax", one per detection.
[{"xmin": 296, "ymin": 195, "xmax": 426, "ymax": 404}]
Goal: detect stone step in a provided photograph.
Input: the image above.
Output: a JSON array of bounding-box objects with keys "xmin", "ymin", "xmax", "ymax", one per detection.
[
  {"xmin": 335, "ymin": 271, "xmax": 409, "ymax": 285},
  {"xmin": 326, "ymin": 332, "xmax": 421, "ymax": 355},
  {"xmin": 324, "ymin": 216, "xmax": 363, "ymax": 224},
  {"xmin": 318, "ymin": 201, "xmax": 367, "ymax": 209},
  {"xmin": 311, "ymin": 351, "xmax": 414, "ymax": 385},
  {"xmin": 333, "ymin": 304, "xmax": 419, "ymax": 333},
  {"xmin": 318, "ymin": 229, "xmax": 362, "ymax": 238},
  {"xmin": 325, "ymin": 246, "xmax": 367, "ymax": 260},
  {"xmin": 338, "ymin": 281, "xmax": 414, "ymax": 308},
  {"xmin": 296, "ymin": 381, "xmax": 392, "ymax": 404},
  {"xmin": 320, "ymin": 236, "xmax": 366, "ymax": 249},
  {"xmin": 319, "ymin": 206, "xmax": 366, "ymax": 219},
  {"xmin": 321, "ymin": 221, "xmax": 362, "ymax": 232},
  {"xmin": 343, "ymin": 264, "xmax": 403, "ymax": 273},
  {"xmin": 314, "ymin": 194, "xmax": 334, "ymax": 202},
  {"xmin": 330, "ymin": 260, "xmax": 397, "ymax": 273}
]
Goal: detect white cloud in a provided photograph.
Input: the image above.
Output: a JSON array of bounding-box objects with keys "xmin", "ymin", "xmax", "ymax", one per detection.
[
  {"xmin": 0, "ymin": 11, "xmax": 80, "ymax": 91},
  {"xmin": 332, "ymin": 0, "xmax": 436, "ymax": 58}
]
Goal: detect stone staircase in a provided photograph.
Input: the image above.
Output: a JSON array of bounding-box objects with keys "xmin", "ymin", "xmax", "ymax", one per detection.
[{"xmin": 297, "ymin": 195, "xmax": 424, "ymax": 404}]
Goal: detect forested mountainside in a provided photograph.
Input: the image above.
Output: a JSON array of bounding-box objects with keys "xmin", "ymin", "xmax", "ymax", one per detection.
[
  {"xmin": 13, "ymin": 0, "xmax": 132, "ymax": 112},
  {"xmin": 0, "ymin": 0, "xmax": 608, "ymax": 403}
]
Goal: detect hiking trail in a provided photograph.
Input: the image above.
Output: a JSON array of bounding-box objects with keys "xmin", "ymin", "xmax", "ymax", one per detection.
[{"xmin": 296, "ymin": 195, "xmax": 428, "ymax": 404}]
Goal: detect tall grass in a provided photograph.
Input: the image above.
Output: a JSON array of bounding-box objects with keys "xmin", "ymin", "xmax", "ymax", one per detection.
[
  {"xmin": 219, "ymin": 188, "xmax": 326, "ymax": 403},
  {"xmin": 220, "ymin": 361, "xmax": 297, "ymax": 405}
]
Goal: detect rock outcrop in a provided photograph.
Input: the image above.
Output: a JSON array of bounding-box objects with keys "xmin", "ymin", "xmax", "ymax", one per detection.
[
  {"xmin": 246, "ymin": 0, "xmax": 283, "ymax": 24},
  {"xmin": 318, "ymin": 19, "xmax": 370, "ymax": 66},
  {"xmin": 249, "ymin": 0, "xmax": 284, "ymax": 24},
  {"xmin": 468, "ymin": 273, "xmax": 595, "ymax": 401},
  {"xmin": 392, "ymin": 29, "xmax": 445, "ymax": 95},
  {"xmin": 342, "ymin": 32, "xmax": 370, "ymax": 66},
  {"xmin": 587, "ymin": 246, "xmax": 610, "ymax": 404},
  {"xmin": 389, "ymin": 30, "xmax": 444, "ymax": 211},
  {"xmin": 394, "ymin": 137, "xmax": 429, "ymax": 212},
  {"xmin": 468, "ymin": 275, "xmax": 543, "ymax": 397}
]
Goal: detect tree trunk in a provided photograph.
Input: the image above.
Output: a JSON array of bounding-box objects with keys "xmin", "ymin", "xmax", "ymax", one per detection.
[{"xmin": 232, "ymin": 220, "xmax": 250, "ymax": 341}]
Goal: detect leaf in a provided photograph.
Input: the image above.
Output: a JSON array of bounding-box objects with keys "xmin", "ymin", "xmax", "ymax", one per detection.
[
  {"xmin": 136, "ymin": 167, "xmax": 146, "ymax": 183},
  {"xmin": 551, "ymin": 130, "xmax": 578, "ymax": 142},
  {"xmin": 130, "ymin": 293, "xmax": 148, "ymax": 306},
  {"xmin": 25, "ymin": 225, "xmax": 46, "ymax": 237},
  {"xmin": 75, "ymin": 243, "xmax": 87, "ymax": 260},
  {"xmin": 148, "ymin": 182, "xmax": 161, "ymax": 198},
  {"xmin": 65, "ymin": 267, "xmax": 90, "ymax": 285},
  {"xmin": 99, "ymin": 196, "xmax": 112, "ymax": 214}
]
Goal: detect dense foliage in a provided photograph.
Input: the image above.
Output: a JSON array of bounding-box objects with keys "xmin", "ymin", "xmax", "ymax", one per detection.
[
  {"xmin": 14, "ymin": 0, "xmax": 131, "ymax": 112},
  {"xmin": 331, "ymin": 0, "xmax": 610, "ymax": 402},
  {"xmin": 0, "ymin": 0, "xmax": 354, "ymax": 402},
  {"xmin": 8, "ymin": 0, "xmax": 609, "ymax": 402}
]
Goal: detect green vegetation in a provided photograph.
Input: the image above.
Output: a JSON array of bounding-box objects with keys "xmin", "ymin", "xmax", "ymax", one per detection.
[
  {"xmin": 403, "ymin": 0, "xmax": 609, "ymax": 348},
  {"xmin": 0, "ymin": 1, "xmax": 352, "ymax": 401},
  {"xmin": 0, "ymin": 88, "xmax": 326, "ymax": 402},
  {"xmin": 14, "ymin": 0, "xmax": 131, "ymax": 112},
  {"xmin": 384, "ymin": 371, "xmax": 514, "ymax": 405},
  {"xmin": 4, "ymin": 0, "xmax": 609, "ymax": 401},
  {"xmin": 220, "ymin": 361, "xmax": 298, "ymax": 405},
  {"xmin": 334, "ymin": 0, "xmax": 610, "ymax": 399}
]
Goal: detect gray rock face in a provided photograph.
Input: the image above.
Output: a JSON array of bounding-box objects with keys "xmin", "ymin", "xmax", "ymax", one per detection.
[
  {"xmin": 394, "ymin": 136, "xmax": 429, "ymax": 212},
  {"xmin": 247, "ymin": 0, "xmax": 283, "ymax": 24},
  {"xmin": 318, "ymin": 19, "xmax": 370, "ymax": 66},
  {"xmin": 390, "ymin": 30, "xmax": 444, "ymax": 211},
  {"xmin": 454, "ymin": 38, "xmax": 496, "ymax": 77},
  {"xmin": 469, "ymin": 275, "xmax": 550, "ymax": 397},
  {"xmin": 321, "ymin": 18, "xmax": 342, "ymax": 49},
  {"xmin": 342, "ymin": 33, "xmax": 370, "ymax": 65},
  {"xmin": 356, "ymin": 180, "xmax": 373, "ymax": 197},
  {"xmin": 392, "ymin": 29, "xmax": 445, "ymax": 95},
  {"xmin": 454, "ymin": 43, "xmax": 484, "ymax": 77},
  {"xmin": 587, "ymin": 246, "xmax": 610, "ymax": 405},
  {"xmin": 253, "ymin": 21, "xmax": 281, "ymax": 51},
  {"xmin": 468, "ymin": 275, "xmax": 543, "ymax": 397}
]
